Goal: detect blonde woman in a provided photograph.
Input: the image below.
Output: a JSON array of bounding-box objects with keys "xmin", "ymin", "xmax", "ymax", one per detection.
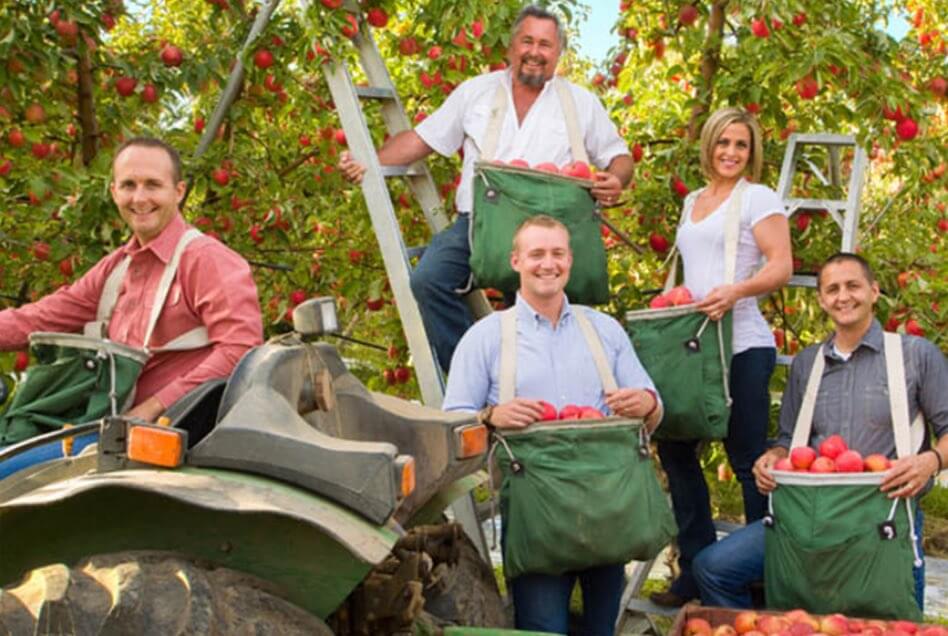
[{"xmin": 652, "ymin": 107, "xmax": 793, "ymax": 607}]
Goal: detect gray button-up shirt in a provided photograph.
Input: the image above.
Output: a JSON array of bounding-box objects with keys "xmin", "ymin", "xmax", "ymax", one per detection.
[{"xmin": 776, "ymin": 320, "xmax": 948, "ymax": 457}]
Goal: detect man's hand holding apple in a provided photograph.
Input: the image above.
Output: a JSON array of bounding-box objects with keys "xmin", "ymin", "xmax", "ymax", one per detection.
[
  {"xmin": 752, "ymin": 447, "xmax": 788, "ymax": 494},
  {"xmin": 489, "ymin": 398, "xmax": 546, "ymax": 430}
]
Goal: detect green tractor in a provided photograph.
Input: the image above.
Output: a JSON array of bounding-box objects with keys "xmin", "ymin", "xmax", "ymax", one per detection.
[{"xmin": 0, "ymin": 298, "xmax": 515, "ymax": 635}]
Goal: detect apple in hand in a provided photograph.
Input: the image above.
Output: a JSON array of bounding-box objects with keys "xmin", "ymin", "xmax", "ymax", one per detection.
[
  {"xmin": 790, "ymin": 446, "xmax": 816, "ymax": 470},
  {"xmin": 537, "ymin": 400, "xmax": 558, "ymax": 421},
  {"xmin": 665, "ymin": 285, "xmax": 693, "ymax": 306},
  {"xmin": 579, "ymin": 406, "xmax": 604, "ymax": 419},
  {"xmin": 773, "ymin": 457, "xmax": 793, "ymax": 471},
  {"xmin": 558, "ymin": 404, "xmax": 582, "ymax": 420}
]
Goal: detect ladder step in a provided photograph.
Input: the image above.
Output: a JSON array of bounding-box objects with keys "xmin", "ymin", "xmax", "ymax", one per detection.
[
  {"xmin": 789, "ymin": 133, "xmax": 856, "ymax": 146},
  {"xmin": 381, "ymin": 165, "xmax": 424, "ymax": 177},
  {"xmin": 785, "ymin": 198, "xmax": 848, "ymax": 212},
  {"xmin": 355, "ymin": 86, "xmax": 396, "ymax": 100},
  {"xmin": 789, "ymin": 274, "xmax": 817, "ymax": 288}
]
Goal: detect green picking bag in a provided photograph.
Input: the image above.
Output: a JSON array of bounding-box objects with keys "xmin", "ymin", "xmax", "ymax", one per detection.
[
  {"xmin": 0, "ymin": 333, "xmax": 147, "ymax": 445},
  {"xmin": 624, "ymin": 306, "xmax": 733, "ymax": 441},
  {"xmin": 494, "ymin": 420, "xmax": 677, "ymax": 579},
  {"xmin": 764, "ymin": 473, "xmax": 922, "ymax": 621},
  {"xmin": 470, "ymin": 162, "xmax": 609, "ymax": 305}
]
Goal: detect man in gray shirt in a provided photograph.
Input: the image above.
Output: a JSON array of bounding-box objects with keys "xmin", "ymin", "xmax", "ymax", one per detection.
[{"xmin": 692, "ymin": 252, "xmax": 947, "ymax": 609}]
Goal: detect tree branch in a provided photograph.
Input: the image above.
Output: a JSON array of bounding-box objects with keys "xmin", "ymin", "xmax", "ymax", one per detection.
[
  {"xmin": 686, "ymin": 0, "xmax": 729, "ymax": 141},
  {"xmin": 75, "ymin": 34, "xmax": 100, "ymax": 166}
]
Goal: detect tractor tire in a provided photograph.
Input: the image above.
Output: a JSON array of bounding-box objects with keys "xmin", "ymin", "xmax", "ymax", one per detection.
[
  {"xmin": 422, "ymin": 532, "xmax": 510, "ymax": 628},
  {"xmin": 0, "ymin": 551, "xmax": 333, "ymax": 636}
]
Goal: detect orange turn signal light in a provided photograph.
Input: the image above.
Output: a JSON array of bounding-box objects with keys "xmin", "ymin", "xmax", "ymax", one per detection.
[
  {"xmin": 61, "ymin": 423, "xmax": 75, "ymax": 457},
  {"xmin": 127, "ymin": 425, "xmax": 185, "ymax": 468},
  {"xmin": 456, "ymin": 424, "xmax": 488, "ymax": 459},
  {"xmin": 397, "ymin": 456, "xmax": 416, "ymax": 498}
]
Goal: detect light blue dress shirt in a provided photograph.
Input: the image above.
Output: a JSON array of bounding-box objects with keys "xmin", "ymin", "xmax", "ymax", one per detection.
[{"xmin": 443, "ymin": 294, "xmax": 659, "ymax": 415}]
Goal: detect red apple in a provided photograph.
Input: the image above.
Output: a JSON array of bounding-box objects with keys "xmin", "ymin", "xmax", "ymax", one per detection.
[
  {"xmin": 211, "ymin": 168, "xmax": 230, "ymax": 187},
  {"xmin": 194, "ymin": 118, "xmax": 206, "ymax": 133},
  {"xmin": 394, "ymin": 366, "xmax": 411, "ymax": 384},
  {"xmin": 930, "ymin": 76, "xmax": 947, "ymax": 98},
  {"xmin": 678, "ymin": 4, "xmax": 698, "ymax": 26},
  {"xmin": 905, "ymin": 318, "xmax": 924, "ymax": 336},
  {"xmin": 0, "ymin": 158, "xmax": 11, "ymax": 176},
  {"xmin": 795, "ymin": 76, "xmax": 820, "ymax": 100},
  {"xmin": 790, "ymin": 446, "xmax": 817, "ymax": 470},
  {"xmin": 140, "ymin": 83, "xmax": 158, "ymax": 103},
  {"xmin": 534, "ymin": 162, "xmax": 560, "ymax": 174},
  {"xmin": 810, "ymin": 456, "xmax": 836, "ymax": 473},
  {"xmin": 891, "ymin": 622, "xmax": 918, "ymax": 634},
  {"xmin": 32, "ymin": 241, "xmax": 51, "ymax": 260},
  {"xmin": 471, "ymin": 20, "xmax": 484, "ymax": 39},
  {"xmin": 792, "ymin": 12, "xmax": 807, "ymax": 26},
  {"xmin": 734, "ymin": 611, "xmax": 759, "ymax": 634},
  {"xmin": 100, "ymin": 13, "xmax": 116, "ymax": 30},
  {"xmin": 563, "ymin": 160, "xmax": 591, "ymax": 179},
  {"xmin": 538, "ymin": 400, "xmax": 558, "ymax": 421},
  {"xmin": 632, "ymin": 143, "xmax": 643, "ymax": 162},
  {"xmin": 366, "ymin": 7, "xmax": 387, "ymax": 28},
  {"xmin": 334, "ymin": 129, "xmax": 347, "ymax": 145},
  {"xmin": 24, "ymin": 102, "xmax": 46, "ymax": 124},
  {"xmin": 366, "ymin": 297, "xmax": 384, "ymax": 311},
  {"xmin": 649, "ymin": 233, "xmax": 669, "ymax": 253},
  {"xmin": 784, "ymin": 609, "xmax": 819, "ymax": 630},
  {"xmin": 14, "ymin": 351, "xmax": 29, "ymax": 372},
  {"xmin": 818, "ymin": 434, "xmax": 848, "ymax": 459},
  {"xmin": 773, "ymin": 457, "xmax": 793, "ymax": 471},
  {"xmin": 289, "ymin": 290, "xmax": 307, "ymax": 306},
  {"xmin": 8, "ymin": 129, "xmax": 25, "ymax": 148},
  {"xmin": 160, "ymin": 44, "xmax": 184, "ymax": 67},
  {"xmin": 882, "ymin": 104, "xmax": 907, "ymax": 121},
  {"xmin": 665, "ymin": 285, "xmax": 693, "ymax": 306},
  {"xmin": 249, "ymin": 223, "xmax": 264, "ymax": 244},
  {"xmin": 819, "ymin": 614, "xmax": 849, "ymax": 636},
  {"xmin": 672, "ymin": 177, "xmax": 690, "ymax": 197},
  {"xmin": 895, "ymin": 117, "xmax": 919, "ymax": 141},
  {"xmin": 863, "ymin": 454, "xmax": 890, "ymax": 472},
  {"xmin": 745, "ymin": 102, "xmax": 761, "ymax": 114},
  {"xmin": 320, "ymin": 0, "xmax": 342, "ymax": 7},
  {"xmin": 558, "ymin": 404, "xmax": 583, "ymax": 420},
  {"xmin": 263, "ymin": 74, "xmax": 282, "ymax": 92},
  {"xmin": 253, "ymin": 49, "xmax": 274, "ymax": 69},
  {"xmin": 795, "ymin": 212, "xmax": 811, "ymax": 232},
  {"xmin": 685, "ymin": 618, "xmax": 713, "ymax": 636},
  {"xmin": 835, "ymin": 449, "xmax": 864, "ymax": 472},
  {"xmin": 383, "ymin": 368, "xmax": 396, "ymax": 385},
  {"xmin": 341, "ymin": 14, "xmax": 359, "ymax": 38},
  {"xmin": 649, "ymin": 294, "xmax": 672, "ymax": 309},
  {"xmin": 714, "ymin": 626, "xmax": 738, "ymax": 636},
  {"xmin": 55, "ymin": 20, "xmax": 79, "ymax": 40},
  {"xmin": 579, "ymin": 406, "xmax": 604, "ymax": 419},
  {"xmin": 348, "ymin": 249, "xmax": 363, "ymax": 264},
  {"xmin": 750, "ymin": 17, "xmax": 770, "ymax": 38},
  {"xmin": 31, "ymin": 143, "xmax": 51, "ymax": 159},
  {"xmin": 508, "ymin": 159, "xmax": 529, "ymax": 168},
  {"xmin": 787, "ymin": 623, "xmax": 813, "ymax": 636},
  {"xmin": 427, "ymin": 46, "xmax": 442, "ymax": 60},
  {"xmin": 115, "ymin": 76, "xmax": 137, "ymax": 97},
  {"xmin": 398, "ymin": 37, "xmax": 420, "ymax": 55}
]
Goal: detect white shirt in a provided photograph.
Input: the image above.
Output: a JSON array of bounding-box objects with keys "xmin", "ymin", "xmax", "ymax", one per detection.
[
  {"xmin": 415, "ymin": 70, "xmax": 629, "ymax": 213},
  {"xmin": 675, "ymin": 180, "xmax": 787, "ymax": 354}
]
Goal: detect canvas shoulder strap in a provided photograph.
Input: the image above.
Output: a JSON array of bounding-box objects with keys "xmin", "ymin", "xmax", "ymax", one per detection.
[
  {"xmin": 481, "ymin": 80, "xmax": 508, "ymax": 162},
  {"xmin": 790, "ymin": 345, "xmax": 826, "ymax": 450},
  {"xmin": 499, "ymin": 308, "xmax": 518, "ymax": 404},
  {"xmin": 573, "ymin": 307, "xmax": 618, "ymax": 392},
  {"xmin": 553, "ymin": 78, "xmax": 589, "ymax": 164},
  {"xmin": 84, "ymin": 255, "xmax": 132, "ymax": 338},
  {"xmin": 143, "ymin": 229, "xmax": 209, "ymax": 354}
]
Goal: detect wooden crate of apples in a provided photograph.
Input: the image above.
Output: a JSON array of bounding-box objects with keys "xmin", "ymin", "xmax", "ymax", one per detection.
[{"xmin": 670, "ymin": 605, "xmax": 947, "ymax": 636}]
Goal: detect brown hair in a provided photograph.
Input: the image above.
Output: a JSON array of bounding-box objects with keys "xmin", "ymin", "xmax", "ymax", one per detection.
[
  {"xmin": 817, "ymin": 252, "xmax": 876, "ymax": 289},
  {"xmin": 511, "ymin": 215, "xmax": 570, "ymax": 252},
  {"xmin": 699, "ymin": 107, "xmax": 764, "ymax": 182},
  {"xmin": 112, "ymin": 137, "xmax": 183, "ymax": 183}
]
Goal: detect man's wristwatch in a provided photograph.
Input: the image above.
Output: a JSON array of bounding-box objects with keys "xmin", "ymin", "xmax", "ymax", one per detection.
[{"xmin": 477, "ymin": 405, "xmax": 495, "ymax": 429}]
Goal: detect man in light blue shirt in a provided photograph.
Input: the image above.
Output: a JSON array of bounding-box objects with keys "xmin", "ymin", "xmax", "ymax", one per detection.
[{"xmin": 443, "ymin": 214, "xmax": 661, "ymax": 635}]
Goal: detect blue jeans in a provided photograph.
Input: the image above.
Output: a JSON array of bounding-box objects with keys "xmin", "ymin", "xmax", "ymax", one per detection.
[
  {"xmin": 694, "ymin": 511, "xmax": 926, "ymax": 611},
  {"xmin": 410, "ymin": 214, "xmax": 474, "ymax": 373},
  {"xmin": 0, "ymin": 432, "xmax": 99, "ymax": 479},
  {"xmin": 656, "ymin": 347, "xmax": 775, "ymax": 600},
  {"xmin": 510, "ymin": 563, "xmax": 625, "ymax": 635}
]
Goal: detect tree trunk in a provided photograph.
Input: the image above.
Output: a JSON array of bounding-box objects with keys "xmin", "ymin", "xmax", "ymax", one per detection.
[
  {"xmin": 686, "ymin": 0, "xmax": 729, "ymax": 141},
  {"xmin": 76, "ymin": 37, "xmax": 99, "ymax": 166}
]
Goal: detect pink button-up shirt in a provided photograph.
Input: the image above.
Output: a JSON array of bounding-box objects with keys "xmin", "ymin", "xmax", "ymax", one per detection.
[{"xmin": 0, "ymin": 214, "xmax": 263, "ymax": 409}]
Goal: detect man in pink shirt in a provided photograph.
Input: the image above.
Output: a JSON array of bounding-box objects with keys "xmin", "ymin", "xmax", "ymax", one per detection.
[{"xmin": 0, "ymin": 138, "xmax": 263, "ymax": 426}]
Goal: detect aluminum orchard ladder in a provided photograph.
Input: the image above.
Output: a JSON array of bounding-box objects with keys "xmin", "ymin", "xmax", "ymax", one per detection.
[{"xmin": 320, "ymin": 2, "xmax": 491, "ymax": 560}]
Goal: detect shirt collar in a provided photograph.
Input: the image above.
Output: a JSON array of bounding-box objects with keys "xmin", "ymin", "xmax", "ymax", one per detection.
[
  {"xmin": 823, "ymin": 319, "xmax": 884, "ymax": 359},
  {"xmin": 120, "ymin": 214, "xmax": 188, "ymax": 264},
  {"xmin": 515, "ymin": 292, "xmax": 572, "ymax": 327}
]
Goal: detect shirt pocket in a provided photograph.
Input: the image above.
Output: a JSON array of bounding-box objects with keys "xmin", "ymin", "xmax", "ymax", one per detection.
[
  {"xmin": 862, "ymin": 383, "xmax": 892, "ymax": 433},
  {"xmin": 812, "ymin": 385, "xmax": 844, "ymax": 428},
  {"xmin": 464, "ymin": 104, "xmax": 494, "ymax": 152}
]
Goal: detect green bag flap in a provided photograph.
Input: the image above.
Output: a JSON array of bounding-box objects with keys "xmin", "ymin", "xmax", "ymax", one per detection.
[
  {"xmin": 496, "ymin": 420, "xmax": 676, "ymax": 579},
  {"xmin": 625, "ymin": 306, "xmax": 733, "ymax": 441},
  {"xmin": 471, "ymin": 164, "xmax": 609, "ymax": 305},
  {"xmin": 764, "ymin": 481, "xmax": 921, "ymax": 621}
]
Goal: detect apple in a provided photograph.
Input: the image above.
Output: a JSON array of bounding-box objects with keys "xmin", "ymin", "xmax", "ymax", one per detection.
[
  {"xmin": 750, "ymin": 17, "xmax": 770, "ymax": 38},
  {"xmin": 787, "ymin": 623, "xmax": 813, "ymax": 636},
  {"xmin": 366, "ymin": 7, "xmax": 387, "ymax": 28},
  {"xmin": 795, "ymin": 212, "xmax": 811, "ymax": 232},
  {"xmin": 563, "ymin": 160, "xmax": 591, "ymax": 179},
  {"xmin": 471, "ymin": 20, "xmax": 484, "ymax": 39},
  {"xmin": 334, "ymin": 129, "xmax": 347, "ymax": 145},
  {"xmin": 249, "ymin": 224, "xmax": 264, "ymax": 244},
  {"xmin": 649, "ymin": 233, "xmax": 669, "ymax": 253},
  {"xmin": 0, "ymin": 158, "xmax": 11, "ymax": 176},
  {"xmin": 834, "ymin": 449, "xmax": 864, "ymax": 472},
  {"xmin": 14, "ymin": 351, "xmax": 29, "ymax": 372},
  {"xmin": 773, "ymin": 457, "xmax": 793, "ymax": 471},
  {"xmin": 819, "ymin": 614, "xmax": 849, "ymax": 636},
  {"xmin": 792, "ymin": 12, "xmax": 807, "ymax": 26},
  {"xmin": 905, "ymin": 318, "xmax": 924, "ymax": 336},
  {"xmin": 770, "ymin": 17, "xmax": 784, "ymax": 30},
  {"xmin": 895, "ymin": 117, "xmax": 918, "ymax": 141},
  {"xmin": 24, "ymin": 102, "xmax": 45, "ymax": 124},
  {"xmin": 383, "ymin": 368, "xmax": 396, "ymax": 385},
  {"xmin": 795, "ymin": 76, "xmax": 820, "ymax": 100},
  {"xmin": 534, "ymin": 162, "xmax": 560, "ymax": 174},
  {"xmin": 579, "ymin": 406, "xmax": 604, "ymax": 419},
  {"xmin": 891, "ymin": 622, "xmax": 918, "ymax": 634},
  {"xmin": 254, "ymin": 49, "xmax": 274, "ymax": 69},
  {"xmin": 508, "ymin": 159, "xmax": 529, "ymax": 168},
  {"xmin": 55, "ymin": 20, "xmax": 79, "ymax": 40},
  {"xmin": 919, "ymin": 627, "xmax": 948, "ymax": 636},
  {"xmin": 101, "ymin": 13, "xmax": 116, "ymax": 30},
  {"xmin": 714, "ymin": 626, "xmax": 738, "ymax": 636},
  {"xmin": 649, "ymin": 295, "xmax": 671, "ymax": 309},
  {"xmin": 818, "ymin": 434, "xmax": 847, "ymax": 459},
  {"xmin": 678, "ymin": 4, "xmax": 699, "ymax": 26},
  {"xmin": 8, "ymin": 129, "xmax": 25, "ymax": 148},
  {"xmin": 810, "ymin": 456, "xmax": 836, "ymax": 473},
  {"xmin": 320, "ymin": 0, "xmax": 343, "ymax": 7},
  {"xmin": 31, "ymin": 143, "xmax": 51, "ymax": 159},
  {"xmin": 115, "ymin": 76, "xmax": 137, "ymax": 97},
  {"xmin": 427, "ymin": 46, "xmax": 442, "ymax": 60},
  {"xmin": 745, "ymin": 102, "xmax": 761, "ymax": 114},
  {"xmin": 672, "ymin": 177, "xmax": 690, "ymax": 197},
  {"xmin": 194, "ymin": 118, "xmax": 205, "ymax": 133},
  {"xmin": 160, "ymin": 44, "xmax": 184, "ymax": 67},
  {"xmin": 864, "ymin": 454, "xmax": 890, "ymax": 472},
  {"xmin": 263, "ymin": 74, "xmax": 282, "ymax": 92},
  {"xmin": 289, "ymin": 290, "xmax": 307, "ymax": 306},
  {"xmin": 882, "ymin": 104, "xmax": 907, "ymax": 121},
  {"xmin": 685, "ymin": 618, "xmax": 713, "ymax": 636},
  {"xmin": 756, "ymin": 616, "xmax": 790, "ymax": 635},
  {"xmin": 398, "ymin": 37, "xmax": 420, "ymax": 55},
  {"xmin": 140, "ymin": 83, "xmax": 158, "ymax": 103},
  {"xmin": 211, "ymin": 168, "xmax": 230, "ymax": 187},
  {"xmin": 366, "ymin": 297, "xmax": 384, "ymax": 311},
  {"xmin": 558, "ymin": 404, "xmax": 582, "ymax": 420},
  {"xmin": 394, "ymin": 366, "xmax": 411, "ymax": 384},
  {"xmin": 538, "ymin": 400, "xmax": 558, "ymax": 421},
  {"xmin": 341, "ymin": 14, "xmax": 359, "ymax": 38},
  {"xmin": 930, "ymin": 77, "xmax": 947, "ymax": 98},
  {"xmin": 734, "ymin": 611, "xmax": 758, "ymax": 634},
  {"xmin": 790, "ymin": 446, "xmax": 817, "ymax": 470},
  {"xmin": 348, "ymin": 249, "xmax": 364, "ymax": 265},
  {"xmin": 32, "ymin": 241, "xmax": 51, "ymax": 260},
  {"xmin": 632, "ymin": 143, "xmax": 644, "ymax": 162},
  {"xmin": 665, "ymin": 286, "xmax": 693, "ymax": 306}
]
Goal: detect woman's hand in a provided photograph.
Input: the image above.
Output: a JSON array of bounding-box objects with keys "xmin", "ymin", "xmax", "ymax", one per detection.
[{"xmin": 696, "ymin": 284, "xmax": 742, "ymax": 321}]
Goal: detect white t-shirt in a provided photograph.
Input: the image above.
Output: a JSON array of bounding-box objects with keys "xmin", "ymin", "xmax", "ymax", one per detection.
[
  {"xmin": 675, "ymin": 180, "xmax": 787, "ymax": 354},
  {"xmin": 415, "ymin": 70, "xmax": 628, "ymax": 213}
]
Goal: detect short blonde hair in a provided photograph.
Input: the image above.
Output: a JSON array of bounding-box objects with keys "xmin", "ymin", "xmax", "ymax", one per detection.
[
  {"xmin": 511, "ymin": 215, "xmax": 570, "ymax": 253},
  {"xmin": 698, "ymin": 107, "xmax": 764, "ymax": 182}
]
